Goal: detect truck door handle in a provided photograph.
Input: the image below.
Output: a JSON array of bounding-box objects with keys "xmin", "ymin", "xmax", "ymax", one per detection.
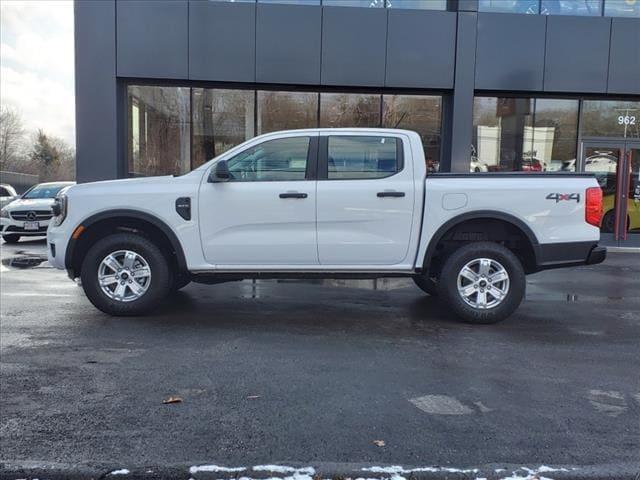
[
  {"xmin": 377, "ymin": 191, "xmax": 405, "ymax": 198},
  {"xmin": 279, "ymin": 192, "xmax": 308, "ymax": 199}
]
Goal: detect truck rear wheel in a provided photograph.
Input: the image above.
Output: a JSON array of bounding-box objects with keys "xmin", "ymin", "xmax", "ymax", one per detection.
[
  {"xmin": 80, "ymin": 233, "xmax": 171, "ymax": 316},
  {"xmin": 413, "ymin": 275, "xmax": 439, "ymax": 296},
  {"xmin": 438, "ymin": 242, "xmax": 525, "ymax": 324}
]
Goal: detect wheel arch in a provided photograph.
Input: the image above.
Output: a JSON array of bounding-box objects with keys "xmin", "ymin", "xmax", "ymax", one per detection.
[
  {"xmin": 421, "ymin": 210, "xmax": 540, "ymax": 276},
  {"xmin": 64, "ymin": 209, "xmax": 188, "ymax": 278}
]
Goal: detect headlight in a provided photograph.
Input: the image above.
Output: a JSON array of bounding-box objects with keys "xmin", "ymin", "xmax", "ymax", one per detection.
[
  {"xmin": 0, "ymin": 208, "xmax": 8, "ymax": 219},
  {"xmin": 52, "ymin": 193, "xmax": 68, "ymax": 226}
]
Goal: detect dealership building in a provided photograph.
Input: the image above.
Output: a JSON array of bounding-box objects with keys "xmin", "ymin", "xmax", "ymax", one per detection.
[{"xmin": 74, "ymin": 0, "xmax": 639, "ymax": 246}]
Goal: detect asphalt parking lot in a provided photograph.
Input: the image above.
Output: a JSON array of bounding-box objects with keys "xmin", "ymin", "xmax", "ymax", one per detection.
[{"xmin": 1, "ymin": 238, "xmax": 639, "ymax": 479}]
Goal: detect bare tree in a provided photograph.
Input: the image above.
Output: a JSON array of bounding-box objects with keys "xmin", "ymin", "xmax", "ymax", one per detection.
[
  {"xmin": 0, "ymin": 106, "xmax": 25, "ymax": 171},
  {"xmin": 28, "ymin": 129, "xmax": 75, "ymax": 181}
]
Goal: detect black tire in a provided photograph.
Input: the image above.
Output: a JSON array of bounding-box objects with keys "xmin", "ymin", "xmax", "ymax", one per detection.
[
  {"xmin": 80, "ymin": 233, "xmax": 172, "ymax": 316},
  {"xmin": 413, "ymin": 275, "xmax": 439, "ymax": 296},
  {"xmin": 601, "ymin": 210, "xmax": 615, "ymax": 233},
  {"xmin": 2, "ymin": 234, "xmax": 20, "ymax": 244},
  {"xmin": 437, "ymin": 242, "xmax": 525, "ymax": 324}
]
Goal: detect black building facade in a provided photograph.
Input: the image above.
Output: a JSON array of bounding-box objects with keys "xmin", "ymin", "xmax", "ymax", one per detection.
[{"xmin": 74, "ymin": 0, "xmax": 639, "ymax": 245}]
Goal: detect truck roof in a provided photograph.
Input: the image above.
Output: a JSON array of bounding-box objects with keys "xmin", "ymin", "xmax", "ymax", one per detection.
[{"xmin": 250, "ymin": 128, "xmax": 421, "ymax": 139}]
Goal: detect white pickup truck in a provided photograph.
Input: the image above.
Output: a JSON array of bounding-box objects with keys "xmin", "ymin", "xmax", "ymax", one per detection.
[{"xmin": 47, "ymin": 129, "xmax": 606, "ymax": 323}]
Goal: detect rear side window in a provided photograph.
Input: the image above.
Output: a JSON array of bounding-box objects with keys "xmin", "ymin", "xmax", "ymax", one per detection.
[
  {"xmin": 327, "ymin": 136, "xmax": 400, "ymax": 180},
  {"xmin": 227, "ymin": 136, "xmax": 310, "ymax": 182}
]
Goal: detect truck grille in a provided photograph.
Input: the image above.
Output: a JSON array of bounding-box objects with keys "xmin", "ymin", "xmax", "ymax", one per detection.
[{"xmin": 10, "ymin": 210, "xmax": 53, "ymax": 221}]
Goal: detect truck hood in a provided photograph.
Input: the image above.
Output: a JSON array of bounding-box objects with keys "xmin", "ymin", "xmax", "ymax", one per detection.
[
  {"xmin": 3, "ymin": 197, "xmax": 56, "ymax": 211},
  {"xmin": 65, "ymin": 175, "xmax": 179, "ymax": 195}
]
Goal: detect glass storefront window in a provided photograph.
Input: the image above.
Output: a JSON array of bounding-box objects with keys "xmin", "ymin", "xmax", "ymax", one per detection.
[
  {"xmin": 472, "ymin": 97, "xmax": 580, "ymax": 173},
  {"xmin": 541, "ymin": 0, "xmax": 602, "ymax": 15},
  {"xmin": 258, "ymin": 0, "xmax": 320, "ymax": 4},
  {"xmin": 472, "ymin": 97, "xmax": 533, "ymax": 172},
  {"xmin": 532, "ymin": 99, "xmax": 579, "ymax": 171},
  {"xmin": 128, "ymin": 86, "xmax": 191, "ymax": 177},
  {"xmin": 320, "ymin": 93, "xmax": 381, "ymax": 128},
  {"xmin": 478, "ymin": 0, "xmax": 540, "ymax": 14},
  {"xmin": 385, "ymin": 0, "xmax": 447, "ymax": 9},
  {"xmin": 604, "ymin": 0, "xmax": 640, "ymax": 16},
  {"xmin": 322, "ymin": 0, "xmax": 384, "ymax": 6},
  {"xmin": 192, "ymin": 89, "xmax": 255, "ymax": 168},
  {"xmin": 382, "ymin": 95, "xmax": 441, "ymax": 172},
  {"xmin": 257, "ymin": 91, "xmax": 318, "ymax": 135},
  {"xmin": 582, "ymin": 100, "xmax": 640, "ymax": 138},
  {"xmin": 127, "ymin": 86, "xmax": 443, "ymax": 178}
]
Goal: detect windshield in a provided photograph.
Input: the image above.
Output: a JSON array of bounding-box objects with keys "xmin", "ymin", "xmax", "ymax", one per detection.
[{"xmin": 22, "ymin": 184, "xmax": 68, "ymax": 199}]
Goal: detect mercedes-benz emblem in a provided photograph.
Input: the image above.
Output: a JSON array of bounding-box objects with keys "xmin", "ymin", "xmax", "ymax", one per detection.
[{"xmin": 26, "ymin": 211, "xmax": 37, "ymax": 221}]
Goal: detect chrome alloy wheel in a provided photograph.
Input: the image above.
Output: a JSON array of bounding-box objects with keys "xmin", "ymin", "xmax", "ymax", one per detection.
[
  {"xmin": 457, "ymin": 258, "xmax": 510, "ymax": 310},
  {"xmin": 98, "ymin": 250, "xmax": 151, "ymax": 302}
]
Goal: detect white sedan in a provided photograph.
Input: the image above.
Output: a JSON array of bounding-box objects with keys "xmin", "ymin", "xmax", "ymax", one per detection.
[{"xmin": 1, "ymin": 182, "xmax": 75, "ymax": 244}]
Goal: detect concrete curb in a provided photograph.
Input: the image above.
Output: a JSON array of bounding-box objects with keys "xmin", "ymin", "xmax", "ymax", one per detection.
[{"xmin": 1, "ymin": 461, "xmax": 639, "ymax": 480}]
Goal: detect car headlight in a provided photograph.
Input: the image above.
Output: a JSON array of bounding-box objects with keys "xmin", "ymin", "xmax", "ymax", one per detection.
[
  {"xmin": 52, "ymin": 193, "xmax": 68, "ymax": 226},
  {"xmin": 0, "ymin": 207, "xmax": 8, "ymax": 219}
]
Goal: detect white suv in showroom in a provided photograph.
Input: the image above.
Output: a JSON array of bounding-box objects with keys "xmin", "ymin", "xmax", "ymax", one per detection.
[{"xmin": 1, "ymin": 181, "xmax": 74, "ymax": 244}]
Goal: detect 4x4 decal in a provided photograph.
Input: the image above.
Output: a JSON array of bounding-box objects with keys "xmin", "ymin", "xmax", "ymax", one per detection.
[{"xmin": 546, "ymin": 193, "xmax": 581, "ymax": 203}]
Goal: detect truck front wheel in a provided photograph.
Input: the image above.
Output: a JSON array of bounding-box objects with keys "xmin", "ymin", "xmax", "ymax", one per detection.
[
  {"xmin": 438, "ymin": 242, "xmax": 525, "ymax": 324},
  {"xmin": 80, "ymin": 233, "xmax": 171, "ymax": 316}
]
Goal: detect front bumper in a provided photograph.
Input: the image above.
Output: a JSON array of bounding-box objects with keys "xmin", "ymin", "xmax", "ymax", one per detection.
[
  {"xmin": 1, "ymin": 217, "xmax": 50, "ymax": 236},
  {"xmin": 46, "ymin": 226, "xmax": 68, "ymax": 270}
]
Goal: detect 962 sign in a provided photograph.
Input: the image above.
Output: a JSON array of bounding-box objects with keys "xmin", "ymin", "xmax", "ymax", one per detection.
[{"xmin": 618, "ymin": 115, "xmax": 636, "ymax": 126}]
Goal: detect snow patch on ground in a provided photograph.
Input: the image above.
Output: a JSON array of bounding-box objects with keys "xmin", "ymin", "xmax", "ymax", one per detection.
[
  {"xmin": 186, "ymin": 463, "xmax": 575, "ymax": 480},
  {"xmin": 495, "ymin": 465, "xmax": 572, "ymax": 480},
  {"xmin": 190, "ymin": 465, "xmax": 247, "ymax": 474},
  {"xmin": 253, "ymin": 466, "xmax": 315, "ymax": 475},
  {"xmin": 362, "ymin": 466, "xmax": 479, "ymax": 474},
  {"xmin": 109, "ymin": 469, "xmax": 130, "ymax": 475}
]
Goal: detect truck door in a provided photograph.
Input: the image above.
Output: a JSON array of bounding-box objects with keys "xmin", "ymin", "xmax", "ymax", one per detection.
[
  {"xmin": 198, "ymin": 133, "xmax": 319, "ymax": 266},
  {"xmin": 316, "ymin": 133, "xmax": 416, "ymax": 265}
]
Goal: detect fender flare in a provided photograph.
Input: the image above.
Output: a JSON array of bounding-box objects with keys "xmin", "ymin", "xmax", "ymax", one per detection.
[
  {"xmin": 421, "ymin": 210, "xmax": 540, "ymax": 274},
  {"xmin": 64, "ymin": 209, "xmax": 188, "ymax": 275}
]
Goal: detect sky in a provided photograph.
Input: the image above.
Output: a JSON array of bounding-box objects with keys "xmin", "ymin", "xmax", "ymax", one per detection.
[{"xmin": 0, "ymin": 0, "xmax": 75, "ymax": 145}]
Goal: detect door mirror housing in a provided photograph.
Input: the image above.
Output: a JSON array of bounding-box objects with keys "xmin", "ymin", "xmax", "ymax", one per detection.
[{"xmin": 208, "ymin": 160, "xmax": 230, "ymax": 183}]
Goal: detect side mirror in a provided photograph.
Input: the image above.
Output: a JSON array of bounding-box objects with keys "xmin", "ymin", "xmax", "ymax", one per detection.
[{"xmin": 208, "ymin": 160, "xmax": 230, "ymax": 183}]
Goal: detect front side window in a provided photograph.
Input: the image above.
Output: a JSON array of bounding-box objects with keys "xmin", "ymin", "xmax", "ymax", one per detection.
[
  {"xmin": 0, "ymin": 187, "xmax": 10, "ymax": 196},
  {"xmin": 226, "ymin": 137, "xmax": 310, "ymax": 182},
  {"xmin": 327, "ymin": 136, "xmax": 399, "ymax": 180}
]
